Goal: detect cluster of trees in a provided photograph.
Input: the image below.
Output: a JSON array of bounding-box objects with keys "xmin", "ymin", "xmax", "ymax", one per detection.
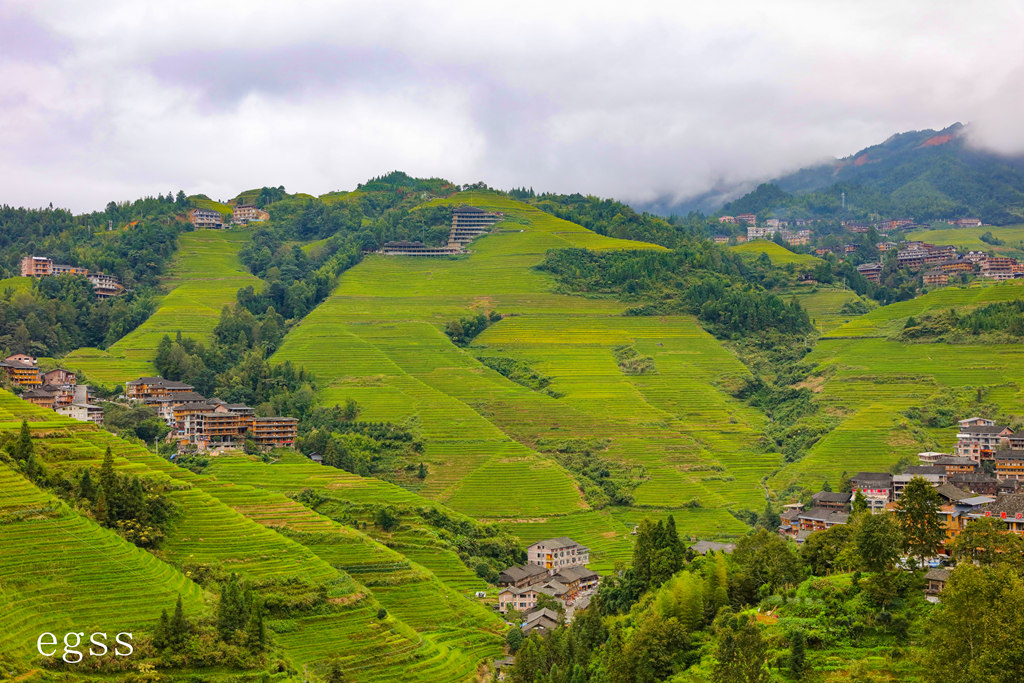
[
  {"xmin": 900, "ymin": 299, "xmax": 1024, "ymax": 341},
  {"xmin": 418, "ymin": 507, "xmax": 525, "ymax": 581},
  {"xmin": 238, "ymin": 230, "xmax": 361, "ymax": 321},
  {"xmin": 76, "ymin": 446, "xmax": 174, "ymax": 548},
  {"xmin": 476, "ymin": 355, "xmax": 558, "ymax": 396},
  {"xmin": 0, "ymin": 275, "xmax": 155, "ymax": 357},
  {"xmin": 3, "ymin": 428, "xmax": 174, "ymax": 549},
  {"xmin": 100, "ymin": 401, "xmax": 170, "ymax": 444},
  {"xmin": 0, "ymin": 197, "xmax": 189, "ymax": 355},
  {"xmin": 0, "ymin": 202, "xmax": 180, "ymax": 287},
  {"xmin": 537, "ymin": 439, "xmax": 639, "ymax": 508},
  {"xmin": 539, "ymin": 248, "xmax": 812, "ymax": 338},
  {"xmin": 533, "ymin": 193, "xmax": 712, "ymax": 248},
  {"xmin": 149, "ymin": 577, "xmax": 267, "ymax": 669},
  {"xmin": 296, "ymin": 404, "xmax": 423, "ymax": 479},
  {"xmin": 444, "ymin": 311, "xmax": 501, "ymax": 346},
  {"xmin": 154, "ymin": 329, "xmax": 315, "ymax": 417}
]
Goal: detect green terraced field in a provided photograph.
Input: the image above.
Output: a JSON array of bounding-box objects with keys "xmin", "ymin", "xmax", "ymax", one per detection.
[
  {"xmin": 905, "ymin": 224, "xmax": 1024, "ymax": 258},
  {"xmin": 272, "ymin": 191, "xmax": 779, "ymax": 536},
  {"xmin": 189, "ymin": 196, "xmax": 234, "ymax": 218},
  {"xmin": 0, "ymin": 462, "xmax": 207, "ymax": 663},
  {"xmin": 784, "ymin": 287, "xmax": 873, "ymax": 333},
  {"xmin": 771, "ymin": 284, "xmax": 1024, "ymax": 493},
  {"xmin": 730, "ymin": 239, "xmax": 821, "ymax": 266},
  {"xmin": 65, "ymin": 229, "xmax": 260, "ymax": 384},
  {"xmin": 825, "ymin": 280, "xmax": 1024, "ymax": 338},
  {"xmin": 0, "ymin": 392, "xmax": 499, "ymax": 681},
  {"xmin": 0, "ymin": 276, "xmax": 34, "ymax": 295}
]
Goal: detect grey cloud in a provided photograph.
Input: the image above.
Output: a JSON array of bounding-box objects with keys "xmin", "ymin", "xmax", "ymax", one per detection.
[{"xmin": 1, "ymin": 1, "xmax": 1023, "ymax": 213}]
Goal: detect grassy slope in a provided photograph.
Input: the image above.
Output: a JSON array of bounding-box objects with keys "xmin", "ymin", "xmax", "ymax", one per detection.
[
  {"xmin": 0, "ymin": 276, "xmax": 34, "ymax": 295},
  {"xmin": 270, "ymin": 191, "xmax": 775, "ymax": 550},
  {"xmin": 770, "ymin": 280, "xmax": 1024, "ymax": 492},
  {"xmin": 0, "ymin": 461, "xmax": 207, "ymax": 665},
  {"xmin": 65, "ymin": 229, "xmax": 260, "ymax": 384},
  {"xmin": 784, "ymin": 287, "xmax": 873, "ymax": 334},
  {"xmin": 730, "ymin": 239, "xmax": 821, "ymax": 266},
  {"xmin": 0, "ymin": 391, "xmax": 495, "ymax": 681}
]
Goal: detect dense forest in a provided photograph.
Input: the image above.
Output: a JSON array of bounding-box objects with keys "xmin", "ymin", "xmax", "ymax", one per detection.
[{"xmin": 538, "ymin": 247, "xmax": 812, "ymax": 338}]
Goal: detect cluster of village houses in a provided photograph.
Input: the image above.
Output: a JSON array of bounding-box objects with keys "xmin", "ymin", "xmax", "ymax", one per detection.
[
  {"xmin": 778, "ymin": 417, "xmax": 1024, "ymax": 597},
  {"xmin": 124, "ymin": 377, "xmax": 297, "ymax": 451},
  {"xmin": 715, "ymin": 214, "xmax": 1019, "ymax": 285},
  {"xmin": 0, "ymin": 354, "xmax": 103, "ymax": 423},
  {"xmin": 19, "ymin": 256, "xmax": 123, "ymax": 298},
  {"xmin": 187, "ymin": 204, "xmax": 270, "ymax": 229},
  {"xmin": 854, "ymin": 241, "xmax": 1023, "ymax": 285},
  {"xmin": 0, "ymin": 361, "xmax": 296, "ymax": 452}
]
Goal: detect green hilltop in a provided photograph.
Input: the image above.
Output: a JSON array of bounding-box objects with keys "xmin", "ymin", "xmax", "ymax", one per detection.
[{"xmin": 5, "ymin": 173, "xmax": 1024, "ymax": 680}]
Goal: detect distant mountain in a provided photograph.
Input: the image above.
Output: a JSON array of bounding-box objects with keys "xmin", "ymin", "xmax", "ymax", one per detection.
[{"xmin": 642, "ymin": 123, "xmax": 1024, "ymax": 224}]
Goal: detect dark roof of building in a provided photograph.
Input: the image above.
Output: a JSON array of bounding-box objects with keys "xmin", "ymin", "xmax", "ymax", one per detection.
[
  {"xmin": 254, "ymin": 416, "xmax": 298, "ymax": 422},
  {"xmin": 530, "ymin": 537, "xmax": 581, "ymax": 549},
  {"xmin": 979, "ymin": 494, "xmax": 1024, "ymax": 516},
  {"xmin": 21, "ymin": 387, "xmax": 57, "ymax": 398},
  {"xmin": 537, "ymin": 581, "xmax": 569, "ymax": 597},
  {"xmin": 499, "ymin": 564, "xmax": 549, "ymax": 583},
  {"xmin": 164, "ymin": 391, "xmax": 206, "ymax": 402},
  {"xmin": 522, "ymin": 615, "xmax": 559, "ymax": 635},
  {"xmin": 935, "ymin": 484, "xmax": 974, "ymax": 502},
  {"xmin": 949, "ymin": 472, "xmax": 998, "ymax": 483},
  {"xmin": 382, "ymin": 240, "xmax": 427, "ymax": 248},
  {"xmin": 994, "ymin": 449, "xmax": 1024, "ymax": 460},
  {"xmin": 780, "ymin": 509, "xmax": 802, "ymax": 522},
  {"xmin": 127, "ymin": 377, "xmax": 193, "ymax": 389},
  {"xmin": 812, "ymin": 491, "xmax": 852, "ymax": 504},
  {"xmin": 934, "ymin": 456, "xmax": 976, "ymax": 466},
  {"xmin": 924, "ymin": 568, "xmax": 949, "ymax": 582},
  {"xmin": 959, "ymin": 425, "xmax": 1012, "ymax": 434},
  {"xmin": 902, "ymin": 466, "xmax": 946, "ymax": 476},
  {"xmin": 524, "ymin": 608, "xmax": 561, "ymax": 625},
  {"xmin": 690, "ymin": 541, "xmax": 736, "ymax": 555},
  {"xmin": 553, "ymin": 567, "xmax": 597, "ymax": 583},
  {"xmin": 454, "ymin": 205, "xmax": 488, "ymax": 213},
  {"xmin": 853, "ymin": 472, "xmax": 892, "ymax": 484},
  {"xmin": 799, "ymin": 507, "xmax": 849, "ymax": 524},
  {"xmin": 0, "ymin": 359, "xmax": 37, "ymax": 369}
]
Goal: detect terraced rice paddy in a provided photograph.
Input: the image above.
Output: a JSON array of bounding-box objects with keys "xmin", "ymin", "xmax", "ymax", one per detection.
[
  {"xmin": 825, "ymin": 280, "xmax": 1024, "ymax": 338},
  {"xmin": 272, "ymin": 191, "xmax": 779, "ymax": 537},
  {"xmin": 730, "ymin": 240, "xmax": 821, "ymax": 266},
  {"xmin": 0, "ymin": 393, "xmax": 501, "ymax": 681},
  {"xmin": 785, "ymin": 287, "xmax": 872, "ymax": 333},
  {"xmin": 771, "ymin": 282, "xmax": 1024, "ymax": 492},
  {"xmin": 65, "ymin": 229, "xmax": 260, "ymax": 384},
  {"xmin": 0, "ymin": 462, "xmax": 206, "ymax": 661}
]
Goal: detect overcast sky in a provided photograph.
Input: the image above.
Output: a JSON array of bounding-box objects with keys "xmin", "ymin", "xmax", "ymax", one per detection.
[{"xmin": 2, "ymin": 0, "xmax": 1023, "ymax": 213}]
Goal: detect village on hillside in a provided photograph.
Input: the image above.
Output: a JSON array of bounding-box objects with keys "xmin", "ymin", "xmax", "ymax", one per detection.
[
  {"xmin": 0, "ymin": 358, "xmax": 296, "ymax": 453},
  {"xmin": 778, "ymin": 416, "xmax": 1024, "ymax": 598}
]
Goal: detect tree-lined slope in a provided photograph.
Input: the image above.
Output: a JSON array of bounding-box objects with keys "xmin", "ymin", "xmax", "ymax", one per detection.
[
  {"xmin": 0, "ymin": 392, "xmax": 500, "ymax": 681},
  {"xmin": 65, "ymin": 229, "xmax": 260, "ymax": 384}
]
